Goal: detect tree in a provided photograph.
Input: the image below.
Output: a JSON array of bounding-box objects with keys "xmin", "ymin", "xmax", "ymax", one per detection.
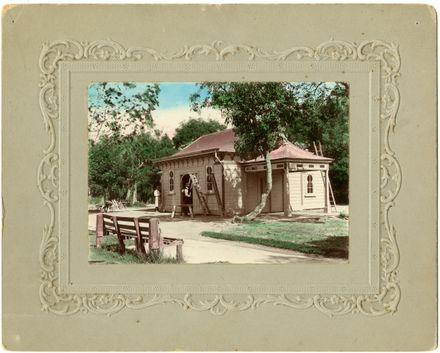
[
  {"xmin": 119, "ymin": 131, "xmax": 175, "ymax": 204},
  {"xmin": 89, "ymin": 136, "xmax": 128, "ymax": 200},
  {"xmin": 284, "ymin": 82, "xmax": 349, "ymax": 203},
  {"xmin": 88, "ymin": 131, "xmax": 175, "ymax": 204},
  {"xmin": 88, "ymin": 82, "xmax": 166, "ymax": 203},
  {"xmin": 88, "ymin": 82, "xmax": 160, "ymax": 142},
  {"xmin": 172, "ymin": 117, "xmax": 226, "ymax": 149},
  {"xmin": 191, "ymin": 82, "xmax": 299, "ymax": 221}
]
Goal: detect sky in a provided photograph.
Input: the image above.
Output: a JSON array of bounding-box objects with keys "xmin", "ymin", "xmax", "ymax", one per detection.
[
  {"xmin": 88, "ymin": 81, "xmax": 341, "ymax": 137},
  {"xmin": 89, "ymin": 82, "xmax": 220, "ymax": 137}
]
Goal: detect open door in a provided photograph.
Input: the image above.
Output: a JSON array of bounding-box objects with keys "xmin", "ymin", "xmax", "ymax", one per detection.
[{"xmin": 180, "ymin": 174, "xmax": 193, "ymax": 205}]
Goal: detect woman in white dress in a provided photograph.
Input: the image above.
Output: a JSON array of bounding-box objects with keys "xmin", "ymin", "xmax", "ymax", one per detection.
[{"xmin": 153, "ymin": 187, "xmax": 160, "ymax": 212}]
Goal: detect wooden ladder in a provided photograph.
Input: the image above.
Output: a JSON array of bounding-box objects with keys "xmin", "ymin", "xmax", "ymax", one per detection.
[
  {"xmin": 313, "ymin": 141, "xmax": 338, "ymax": 213},
  {"xmin": 189, "ymin": 173, "xmax": 211, "ymax": 216},
  {"xmin": 211, "ymin": 173, "xmax": 224, "ymax": 217}
]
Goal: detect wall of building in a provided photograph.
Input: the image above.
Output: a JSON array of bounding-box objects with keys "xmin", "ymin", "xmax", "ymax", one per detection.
[
  {"xmin": 159, "ymin": 155, "xmax": 230, "ymax": 215},
  {"xmin": 270, "ymin": 170, "xmax": 284, "ymax": 212},
  {"xmin": 288, "ymin": 170, "xmax": 326, "ymax": 210},
  {"xmin": 244, "ymin": 172, "xmax": 260, "ymax": 213},
  {"xmin": 159, "ymin": 157, "xmax": 329, "ymax": 215},
  {"xmin": 222, "ymin": 160, "xmax": 244, "ymax": 215},
  {"xmin": 245, "ymin": 170, "xmax": 284, "ymax": 213}
]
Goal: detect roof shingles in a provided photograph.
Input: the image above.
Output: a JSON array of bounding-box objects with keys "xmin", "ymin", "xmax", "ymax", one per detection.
[{"xmin": 164, "ymin": 129, "xmax": 332, "ymax": 162}]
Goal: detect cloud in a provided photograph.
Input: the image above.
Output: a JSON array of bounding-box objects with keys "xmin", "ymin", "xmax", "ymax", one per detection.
[
  {"xmin": 152, "ymin": 107, "xmax": 227, "ymax": 137},
  {"xmin": 88, "ymin": 107, "xmax": 228, "ymax": 141}
]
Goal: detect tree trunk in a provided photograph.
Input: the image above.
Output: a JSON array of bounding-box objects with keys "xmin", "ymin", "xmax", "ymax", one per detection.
[
  {"xmin": 239, "ymin": 152, "xmax": 273, "ymax": 222},
  {"xmin": 132, "ymin": 182, "xmax": 138, "ymax": 205},
  {"xmin": 126, "ymin": 187, "xmax": 132, "ymax": 202}
]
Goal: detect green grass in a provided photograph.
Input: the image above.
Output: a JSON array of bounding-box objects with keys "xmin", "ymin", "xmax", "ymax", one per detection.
[
  {"xmin": 88, "ymin": 231, "xmax": 181, "ymax": 264},
  {"xmin": 89, "ymin": 196, "xmax": 104, "ymax": 205},
  {"xmin": 201, "ymin": 217, "xmax": 348, "ymax": 259}
]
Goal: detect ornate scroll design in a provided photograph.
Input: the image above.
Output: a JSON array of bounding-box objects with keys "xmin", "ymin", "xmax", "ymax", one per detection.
[{"xmin": 38, "ymin": 39, "xmax": 401, "ymax": 316}]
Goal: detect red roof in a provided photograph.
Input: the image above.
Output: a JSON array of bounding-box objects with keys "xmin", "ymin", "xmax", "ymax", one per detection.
[
  {"xmin": 173, "ymin": 129, "xmax": 236, "ymax": 157},
  {"xmin": 250, "ymin": 141, "xmax": 333, "ymax": 162},
  {"xmin": 161, "ymin": 129, "xmax": 331, "ymax": 163}
]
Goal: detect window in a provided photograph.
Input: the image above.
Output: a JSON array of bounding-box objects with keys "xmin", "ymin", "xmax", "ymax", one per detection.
[
  {"xmin": 307, "ymin": 174, "xmax": 313, "ymax": 194},
  {"xmin": 169, "ymin": 171, "xmax": 174, "ymax": 192},
  {"xmin": 206, "ymin": 166, "xmax": 213, "ymax": 192}
]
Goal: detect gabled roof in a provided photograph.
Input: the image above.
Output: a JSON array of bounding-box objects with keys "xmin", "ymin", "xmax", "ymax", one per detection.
[
  {"xmin": 173, "ymin": 129, "xmax": 236, "ymax": 157},
  {"xmin": 248, "ymin": 141, "xmax": 333, "ymax": 163},
  {"xmin": 156, "ymin": 129, "xmax": 332, "ymax": 163}
]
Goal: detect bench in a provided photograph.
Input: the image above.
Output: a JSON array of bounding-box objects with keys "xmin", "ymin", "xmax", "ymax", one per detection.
[
  {"xmin": 95, "ymin": 213, "xmax": 184, "ymax": 261},
  {"xmin": 171, "ymin": 204, "xmax": 194, "ymax": 218}
]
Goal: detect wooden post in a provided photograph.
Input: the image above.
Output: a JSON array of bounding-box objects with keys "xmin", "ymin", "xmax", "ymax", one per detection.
[
  {"xmin": 324, "ymin": 169, "xmax": 330, "ymax": 213},
  {"xmin": 134, "ymin": 218, "xmax": 147, "ymax": 255},
  {"xmin": 113, "ymin": 216, "xmax": 125, "ymax": 254},
  {"xmin": 284, "ymin": 164, "xmax": 290, "ymax": 216},
  {"xmin": 176, "ymin": 242, "xmax": 183, "ymax": 262},
  {"xmin": 148, "ymin": 218, "xmax": 161, "ymax": 254},
  {"xmin": 95, "ymin": 213, "xmax": 104, "ymax": 247}
]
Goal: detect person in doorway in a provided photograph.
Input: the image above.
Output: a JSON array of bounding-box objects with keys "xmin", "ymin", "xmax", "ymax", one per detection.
[
  {"xmin": 181, "ymin": 182, "xmax": 192, "ymax": 216},
  {"xmin": 153, "ymin": 186, "xmax": 161, "ymax": 212}
]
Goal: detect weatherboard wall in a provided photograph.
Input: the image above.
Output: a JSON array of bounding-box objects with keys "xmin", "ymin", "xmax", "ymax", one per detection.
[
  {"xmin": 288, "ymin": 170, "xmax": 326, "ymax": 210},
  {"xmin": 222, "ymin": 160, "xmax": 244, "ymax": 215},
  {"xmin": 244, "ymin": 170, "xmax": 284, "ymax": 213},
  {"xmin": 159, "ymin": 155, "xmax": 224, "ymax": 215}
]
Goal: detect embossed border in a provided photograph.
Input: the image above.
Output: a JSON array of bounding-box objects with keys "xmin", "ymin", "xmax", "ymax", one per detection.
[{"xmin": 38, "ymin": 39, "xmax": 401, "ymax": 316}]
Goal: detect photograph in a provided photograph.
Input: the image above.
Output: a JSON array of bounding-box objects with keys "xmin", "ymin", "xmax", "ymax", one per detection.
[{"xmin": 88, "ymin": 81, "xmax": 349, "ymax": 264}]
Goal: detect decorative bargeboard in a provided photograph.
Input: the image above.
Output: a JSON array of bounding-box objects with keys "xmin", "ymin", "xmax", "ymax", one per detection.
[{"xmin": 38, "ymin": 39, "xmax": 401, "ymax": 316}]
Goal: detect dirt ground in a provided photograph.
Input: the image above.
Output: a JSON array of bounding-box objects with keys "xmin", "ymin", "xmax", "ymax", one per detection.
[{"xmin": 88, "ymin": 206, "xmax": 348, "ymax": 264}]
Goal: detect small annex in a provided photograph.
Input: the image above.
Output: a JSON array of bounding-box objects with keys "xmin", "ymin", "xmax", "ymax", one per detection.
[{"xmin": 154, "ymin": 129, "xmax": 334, "ymax": 216}]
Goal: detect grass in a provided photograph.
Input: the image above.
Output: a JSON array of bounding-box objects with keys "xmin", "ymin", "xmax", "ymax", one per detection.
[
  {"xmin": 201, "ymin": 217, "xmax": 348, "ymax": 259},
  {"xmin": 88, "ymin": 231, "xmax": 181, "ymax": 264},
  {"xmin": 89, "ymin": 196, "xmax": 104, "ymax": 206}
]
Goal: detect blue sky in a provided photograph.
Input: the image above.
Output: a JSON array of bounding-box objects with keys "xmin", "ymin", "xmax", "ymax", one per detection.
[
  {"xmin": 158, "ymin": 83, "xmax": 206, "ymax": 109},
  {"xmin": 88, "ymin": 81, "xmax": 341, "ymax": 136},
  {"xmin": 89, "ymin": 82, "xmax": 205, "ymax": 111},
  {"xmin": 88, "ymin": 82, "xmax": 217, "ymax": 136}
]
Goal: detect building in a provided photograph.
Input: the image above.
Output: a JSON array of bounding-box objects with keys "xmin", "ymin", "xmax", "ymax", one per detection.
[{"xmin": 154, "ymin": 129, "xmax": 333, "ymax": 216}]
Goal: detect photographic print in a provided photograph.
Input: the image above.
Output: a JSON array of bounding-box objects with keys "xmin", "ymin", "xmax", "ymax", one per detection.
[{"xmin": 88, "ymin": 82, "xmax": 349, "ymax": 264}]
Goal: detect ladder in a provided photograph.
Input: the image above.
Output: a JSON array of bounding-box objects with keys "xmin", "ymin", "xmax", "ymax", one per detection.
[
  {"xmin": 189, "ymin": 173, "xmax": 211, "ymax": 216},
  {"xmin": 211, "ymin": 173, "xmax": 224, "ymax": 217},
  {"xmin": 313, "ymin": 141, "xmax": 338, "ymax": 213}
]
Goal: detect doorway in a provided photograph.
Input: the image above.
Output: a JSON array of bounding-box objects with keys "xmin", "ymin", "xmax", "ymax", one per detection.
[{"xmin": 180, "ymin": 174, "xmax": 193, "ymax": 205}]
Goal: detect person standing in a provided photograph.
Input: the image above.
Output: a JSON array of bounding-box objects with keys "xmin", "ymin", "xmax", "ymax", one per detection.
[
  {"xmin": 182, "ymin": 182, "xmax": 192, "ymax": 216},
  {"xmin": 153, "ymin": 186, "xmax": 161, "ymax": 212}
]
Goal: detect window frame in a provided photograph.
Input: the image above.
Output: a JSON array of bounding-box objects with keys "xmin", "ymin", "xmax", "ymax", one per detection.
[
  {"xmin": 169, "ymin": 170, "xmax": 175, "ymax": 194},
  {"xmin": 206, "ymin": 166, "xmax": 214, "ymax": 193},
  {"xmin": 305, "ymin": 173, "xmax": 315, "ymax": 197}
]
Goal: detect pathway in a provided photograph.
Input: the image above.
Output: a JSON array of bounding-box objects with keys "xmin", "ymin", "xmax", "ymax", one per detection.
[{"xmin": 88, "ymin": 209, "xmax": 346, "ymax": 264}]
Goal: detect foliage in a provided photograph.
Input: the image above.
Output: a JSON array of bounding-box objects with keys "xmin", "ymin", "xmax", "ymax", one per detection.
[
  {"xmin": 191, "ymin": 82, "xmax": 299, "ymax": 220},
  {"xmin": 192, "ymin": 82, "xmax": 298, "ymax": 159},
  {"xmin": 192, "ymin": 81, "xmax": 349, "ymax": 206},
  {"xmin": 201, "ymin": 217, "xmax": 348, "ymax": 259},
  {"xmin": 88, "ymin": 131, "xmax": 175, "ymax": 203},
  {"xmin": 285, "ymin": 82, "xmax": 349, "ymax": 203},
  {"xmin": 88, "ymin": 82, "xmax": 160, "ymax": 142},
  {"xmin": 338, "ymin": 211, "xmax": 348, "ymax": 219},
  {"xmin": 172, "ymin": 117, "xmax": 226, "ymax": 149}
]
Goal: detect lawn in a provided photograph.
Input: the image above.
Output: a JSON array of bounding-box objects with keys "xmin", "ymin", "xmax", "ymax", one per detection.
[
  {"xmin": 88, "ymin": 231, "xmax": 181, "ymax": 264},
  {"xmin": 201, "ymin": 217, "xmax": 349, "ymax": 259}
]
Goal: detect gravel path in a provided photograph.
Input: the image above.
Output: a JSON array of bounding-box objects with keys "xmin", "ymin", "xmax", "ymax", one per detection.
[{"xmin": 89, "ymin": 209, "xmax": 346, "ymax": 264}]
